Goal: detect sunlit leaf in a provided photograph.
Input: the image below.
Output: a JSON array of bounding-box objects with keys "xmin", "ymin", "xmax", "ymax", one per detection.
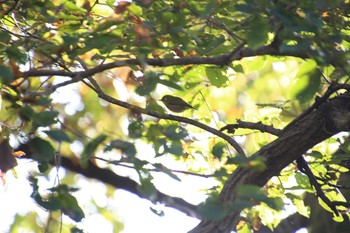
[
  {"xmin": 290, "ymin": 60, "xmax": 321, "ymax": 103},
  {"xmin": 162, "ymin": 124, "xmax": 188, "ymax": 140},
  {"xmin": 205, "ymin": 67, "xmax": 228, "ymax": 87},
  {"xmin": 128, "ymin": 3, "xmax": 143, "ymax": 16},
  {"xmin": 63, "ymin": 1, "xmax": 86, "ymax": 14},
  {"xmin": 295, "ymin": 172, "xmax": 312, "ymax": 189}
]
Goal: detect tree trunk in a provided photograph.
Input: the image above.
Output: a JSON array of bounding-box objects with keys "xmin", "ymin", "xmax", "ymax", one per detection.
[{"xmin": 189, "ymin": 93, "xmax": 350, "ymax": 233}]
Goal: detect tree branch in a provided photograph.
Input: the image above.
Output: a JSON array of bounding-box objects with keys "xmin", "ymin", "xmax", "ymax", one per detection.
[
  {"xmin": 220, "ymin": 120, "xmax": 282, "ymax": 136},
  {"xmin": 84, "ymin": 79, "xmax": 246, "ymax": 156},
  {"xmin": 189, "ymin": 91, "xmax": 350, "ymax": 233},
  {"xmin": 22, "ymin": 43, "xmax": 308, "ymax": 79},
  {"xmin": 17, "ymin": 144, "xmax": 199, "ymax": 218},
  {"xmin": 296, "ymin": 157, "xmax": 339, "ymax": 215},
  {"xmin": 59, "ymin": 157, "xmax": 199, "ymax": 218}
]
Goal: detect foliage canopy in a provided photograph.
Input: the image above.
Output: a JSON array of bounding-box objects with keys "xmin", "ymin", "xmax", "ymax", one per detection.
[{"xmin": 1, "ymin": 0, "xmax": 350, "ymax": 232}]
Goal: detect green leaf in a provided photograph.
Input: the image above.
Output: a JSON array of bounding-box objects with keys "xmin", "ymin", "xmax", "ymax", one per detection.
[
  {"xmin": 265, "ymin": 197, "xmax": 284, "ymax": 210},
  {"xmin": 135, "ymin": 72, "xmax": 159, "ymax": 96},
  {"xmin": 247, "ymin": 17, "xmax": 270, "ymax": 49},
  {"xmin": 63, "ymin": 1, "xmax": 86, "ymax": 14},
  {"xmin": 44, "ymin": 130, "xmax": 72, "ymax": 143},
  {"xmin": 137, "ymin": 172, "xmax": 157, "ymax": 199},
  {"xmin": 236, "ymin": 184, "xmax": 266, "ymax": 200},
  {"xmin": 162, "ymin": 124, "xmax": 188, "ymax": 140},
  {"xmin": 153, "ymin": 163, "xmax": 181, "ymax": 181},
  {"xmin": 307, "ymin": 150, "xmax": 323, "ymax": 159},
  {"xmin": 294, "ymin": 197, "xmax": 310, "ymax": 217},
  {"xmin": 32, "ymin": 111, "xmax": 59, "ymax": 128},
  {"xmin": 205, "ymin": 67, "xmax": 228, "ymax": 87},
  {"xmin": 34, "ymin": 194, "xmax": 61, "ymax": 211},
  {"xmin": 0, "ymin": 65, "xmax": 13, "ymax": 84},
  {"xmin": 290, "ymin": 60, "xmax": 321, "ymax": 103},
  {"xmin": 38, "ymin": 162, "xmax": 49, "ymax": 173},
  {"xmin": 165, "ymin": 141, "xmax": 183, "ymax": 156},
  {"xmin": 295, "ymin": 172, "xmax": 312, "ymax": 189},
  {"xmin": 228, "ymin": 155, "xmax": 266, "ymax": 171},
  {"xmin": 81, "ymin": 135, "xmax": 107, "ymax": 160},
  {"xmin": 30, "ymin": 177, "xmax": 60, "ymax": 210},
  {"xmin": 19, "ymin": 105, "xmax": 35, "ymax": 122},
  {"xmin": 128, "ymin": 4, "xmax": 143, "ymax": 16},
  {"xmin": 232, "ymin": 63, "xmax": 244, "ymax": 73},
  {"xmin": 158, "ymin": 79, "xmax": 183, "ymax": 90},
  {"xmin": 6, "ymin": 46, "xmax": 27, "ymax": 64},
  {"xmin": 0, "ymin": 31, "xmax": 11, "ymax": 43},
  {"xmin": 197, "ymin": 198, "xmax": 228, "ymax": 220},
  {"xmin": 62, "ymin": 35, "xmax": 79, "ymax": 45},
  {"xmin": 60, "ymin": 192, "xmax": 85, "ymax": 222},
  {"xmin": 235, "ymin": 3, "xmax": 256, "ymax": 14},
  {"xmin": 128, "ymin": 121, "xmax": 145, "ymax": 138},
  {"xmin": 107, "ymin": 139, "xmax": 137, "ymax": 157},
  {"xmin": 211, "ymin": 142, "xmax": 226, "ymax": 159},
  {"xmin": 29, "ymin": 137, "xmax": 55, "ymax": 162}
]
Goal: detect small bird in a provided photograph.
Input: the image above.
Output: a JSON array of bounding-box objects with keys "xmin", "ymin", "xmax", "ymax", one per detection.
[{"xmin": 160, "ymin": 95, "xmax": 196, "ymax": 113}]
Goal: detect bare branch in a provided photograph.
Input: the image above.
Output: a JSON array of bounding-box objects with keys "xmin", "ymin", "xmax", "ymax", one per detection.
[
  {"xmin": 221, "ymin": 120, "xmax": 282, "ymax": 136},
  {"xmin": 94, "ymin": 156, "xmax": 216, "ymax": 178},
  {"xmin": 296, "ymin": 157, "xmax": 339, "ymax": 215}
]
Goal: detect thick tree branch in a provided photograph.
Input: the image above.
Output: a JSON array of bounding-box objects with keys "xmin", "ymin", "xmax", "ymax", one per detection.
[
  {"xmin": 189, "ymin": 92, "xmax": 350, "ymax": 233},
  {"xmin": 18, "ymin": 146, "xmax": 199, "ymax": 218},
  {"xmin": 60, "ymin": 157, "xmax": 199, "ymax": 217},
  {"xmin": 221, "ymin": 120, "xmax": 282, "ymax": 136},
  {"xmin": 22, "ymin": 43, "xmax": 307, "ymax": 80}
]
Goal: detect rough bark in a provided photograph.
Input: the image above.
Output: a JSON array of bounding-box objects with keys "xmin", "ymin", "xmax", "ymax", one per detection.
[{"xmin": 189, "ymin": 92, "xmax": 350, "ymax": 233}]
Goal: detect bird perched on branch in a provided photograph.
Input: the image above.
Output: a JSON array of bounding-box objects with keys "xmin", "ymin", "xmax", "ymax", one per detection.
[{"xmin": 160, "ymin": 95, "xmax": 196, "ymax": 113}]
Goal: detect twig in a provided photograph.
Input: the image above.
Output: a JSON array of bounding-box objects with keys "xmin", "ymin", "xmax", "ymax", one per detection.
[
  {"xmin": 296, "ymin": 156, "xmax": 339, "ymax": 215},
  {"xmin": 316, "ymin": 176, "xmax": 350, "ymax": 190},
  {"xmin": 205, "ymin": 16, "xmax": 244, "ymax": 43},
  {"xmin": 1, "ymin": 0, "xmax": 20, "ymax": 17},
  {"xmin": 93, "ymin": 157, "xmax": 215, "ymax": 178},
  {"xmin": 221, "ymin": 120, "xmax": 282, "ymax": 136},
  {"xmin": 84, "ymin": 81, "xmax": 246, "ymax": 156}
]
